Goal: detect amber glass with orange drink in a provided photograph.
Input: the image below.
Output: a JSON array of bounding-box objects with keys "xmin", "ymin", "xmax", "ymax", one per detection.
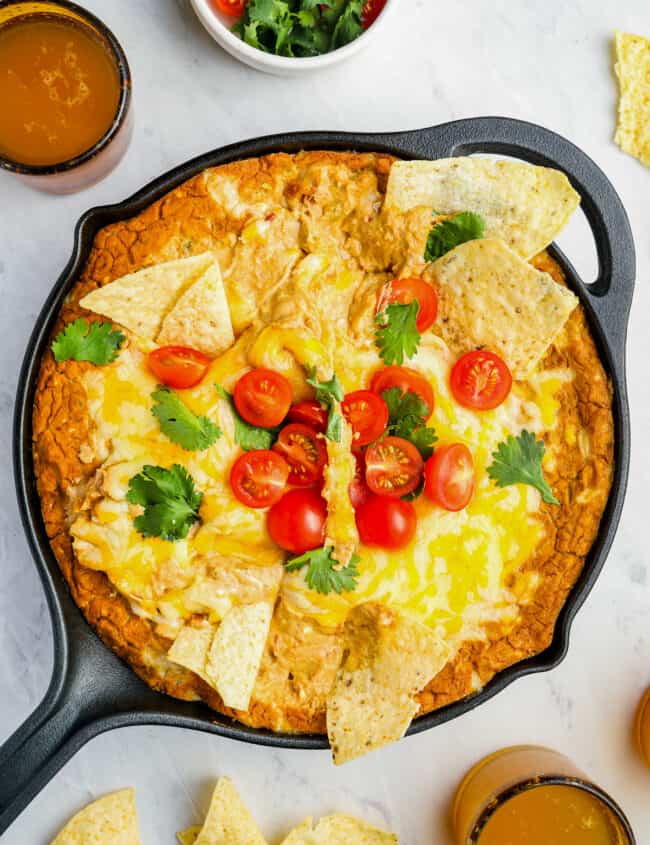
[
  {"xmin": 452, "ymin": 746, "xmax": 635, "ymax": 845},
  {"xmin": 635, "ymin": 687, "xmax": 650, "ymax": 768}
]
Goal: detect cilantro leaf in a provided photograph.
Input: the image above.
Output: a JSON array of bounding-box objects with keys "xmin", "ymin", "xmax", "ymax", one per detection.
[
  {"xmin": 424, "ymin": 212, "xmax": 485, "ymax": 262},
  {"xmin": 285, "ymin": 546, "xmax": 360, "ymax": 595},
  {"xmin": 487, "ymin": 430, "xmax": 559, "ymax": 505},
  {"xmin": 375, "ymin": 301, "xmax": 421, "ymax": 366},
  {"xmin": 127, "ymin": 464, "xmax": 203, "ymax": 541},
  {"xmin": 51, "ymin": 318, "xmax": 125, "ymax": 365},
  {"xmin": 151, "ymin": 386, "xmax": 221, "ymax": 452},
  {"xmin": 305, "ymin": 367, "xmax": 343, "ymax": 442},
  {"xmin": 382, "ymin": 386, "xmax": 438, "ymax": 460},
  {"xmin": 331, "ymin": 0, "xmax": 363, "ymax": 48},
  {"xmin": 215, "ymin": 385, "xmax": 277, "ymax": 451}
]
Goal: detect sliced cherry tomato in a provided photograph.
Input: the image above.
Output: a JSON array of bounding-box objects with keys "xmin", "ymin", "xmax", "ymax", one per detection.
[
  {"xmin": 147, "ymin": 345, "xmax": 210, "ymax": 389},
  {"xmin": 349, "ymin": 453, "xmax": 372, "ymax": 509},
  {"xmin": 341, "ymin": 390, "xmax": 389, "ymax": 448},
  {"xmin": 287, "ymin": 400, "xmax": 328, "ymax": 433},
  {"xmin": 267, "ymin": 488, "xmax": 327, "ymax": 554},
  {"xmin": 356, "ymin": 495, "xmax": 417, "ymax": 550},
  {"xmin": 365, "ymin": 436, "xmax": 424, "ymax": 498},
  {"xmin": 362, "ymin": 0, "xmax": 387, "ymax": 28},
  {"xmin": 272, "ymin": 423, "xmax": 327, "ymax": 487},
  {"xmin": 450, "ymin": 350, "xmax": 512, "ymax": 411},
  {"xmin": 376, "ymin": 278, "xmax": 439, "ymax": 333},
  {"xmin": 233, "ymin": 368, "xmax": 293, "ymax": 428},
  {"xmin": 370, "ymin": 366, "xmax": 435, "ymax": 419},
  {"xmin": 211, "ymin": 0, "xmax": 246, "ymax": 16},
  {"xmin": 230, "ymin": 450, "xmax": 289, "ymax": 509},
  {"xmin": 424, "ymin": 444, "xmax": 475, "ymax": 512}
]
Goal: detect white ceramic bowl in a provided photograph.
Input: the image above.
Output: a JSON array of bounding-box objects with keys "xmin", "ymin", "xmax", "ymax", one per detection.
[{"xmin": 189, "ymin": 0, "xmax": 395, "ymax": 76}]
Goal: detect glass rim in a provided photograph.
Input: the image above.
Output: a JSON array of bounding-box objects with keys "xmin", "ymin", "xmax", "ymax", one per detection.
[
  {"xmin": 0, "ymin": 0, "xmax": 131, "ymax": 175},
  {"xmin": 468, "ymin": 774, "xmax": 636, "ymax": 845}
]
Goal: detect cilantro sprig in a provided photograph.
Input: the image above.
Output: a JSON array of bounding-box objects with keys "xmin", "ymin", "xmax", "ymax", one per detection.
[
  {"xmin": 215, "ymin": 385, "xmax": 278, "ymax": 451},
  {"xmin": 285, "ymin": 546, "xmax": 360, "ymax": 595},
  {"xmin": 487, "ymin": 430, "xmax": 559, "ymax": 505},
  {"xmin": 51, "ymin": 318, "xmax": 125, "ymax": 365},
  {"xmin": 375, "ymin": 301, "xmax": 421, "ymax": 366},
  {"xmin": 151, "ymin": 387, "xmax": 221, "ymax": 452},
  {"xmin": 424, "ymin": 212, "xmax": 485, "ymax": 262},
  {"xmin": 381, "ymin": 386, "xmax": 438, "ymax": 460},
  {"xmin": 127, "ymin": 464, "xmax": 203, "ymax": 541},
  {"xmin": 305, "ymin": 367, "xmax": 343, "ymax": 442}
]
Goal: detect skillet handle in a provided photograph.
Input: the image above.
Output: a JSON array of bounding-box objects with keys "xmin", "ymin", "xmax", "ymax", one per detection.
[{"xmin": 374, "ymin": 117, "xmax": 636, "ymax": 367}]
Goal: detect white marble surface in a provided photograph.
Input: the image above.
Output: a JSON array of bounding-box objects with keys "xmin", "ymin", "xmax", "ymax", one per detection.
[{"xmin": 1, "ymin": 0, "xmax": 649, "ymax": 841}]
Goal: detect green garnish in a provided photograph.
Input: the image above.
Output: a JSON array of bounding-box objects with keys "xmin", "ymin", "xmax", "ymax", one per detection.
[
  {"xmin": 424, "ymin": 212, "xmax": 485, "ymax": 262},
  {"xmin": 215, "ymin": 385, "xmax": 277, "ymax": 451},
  {"xmin": 285, "ymin": 546, "xmax": 360, "ymax": 595},
  {"xmin": 381, "ymin": 386, "xmax": 438, "ymax": 460},
  {"xmin": 127, "ymin": 464, "xmax": 203, "ymax": 541},
  {"xmin": 487, "ymin": 430, "xmax": 559, "ymax": 505},
  {"xmin": 375, "ymin": 301, "xmax": 421, "ymax": 366},
  {"xmin": 233, "ymin": 0, "xmax": 363, "ymax": 59},
  {"xmin": 305, "ymin": 367, "xmax": 344, "ymax": 442},
  {"xmin": 51, "ymin": 318, "xmax": 125, "ymax": 365},
  {"xmin": 151, "ymin": 386, "xmax": 221, "ymax": 452}
]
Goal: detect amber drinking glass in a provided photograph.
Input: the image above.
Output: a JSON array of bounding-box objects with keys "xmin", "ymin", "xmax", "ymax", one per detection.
[
  {"xmin": 635, "ymin": 687, "xmax": 650, "ymax": 768},
  {"xmin": 452, "ymin": 746, "xmax": 636, "ymax": 845},
  {"xmin": 0, "ymin": 1, "xmax": 132, "ymax": 193}
]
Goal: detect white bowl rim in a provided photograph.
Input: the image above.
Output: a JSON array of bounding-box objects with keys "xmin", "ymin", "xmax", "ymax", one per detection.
[{"xmin": 190, "ymin": 0, "xmax": 396, "ymax": 70}]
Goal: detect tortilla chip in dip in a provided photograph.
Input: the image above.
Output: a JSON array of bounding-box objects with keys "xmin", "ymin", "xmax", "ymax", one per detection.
[
  {"xmin": 195, "ymin": 778, "xmax": 267, "ymax": 845},
  {"xmin": 614, "ymin": 31, "xmax": 650, "ymax": 167},
  {"xmin": 79, "ymin": 253, "xmax": 214, "ymax": 340},
  {"xmin": 157, "ymin": 260, "xmax": 235, "ymax": 357},
  {"xmin": 167, "ymin": 621, "xmax": 215, "ymax": 684},
  {"xmin": 385, "ymin": 158, "xmax": 580, "ymax": 259},
  {"xmin": 205, "ymin": 601, "xmax": 273, "ymax": 710},
  {"xmin": 50, "ymin": 788, "xmax": 139, "ymax": 845},
  {"xmin": 426, "ymin": 238, "xmax": 578, "ymax": 378},
  {"xmin": 280, "ymin": 814, "xmax": 397, "ymax": 844},
  {"xmin": 326, "ymin": 602, "xmax": 450, "ymax": 765}
]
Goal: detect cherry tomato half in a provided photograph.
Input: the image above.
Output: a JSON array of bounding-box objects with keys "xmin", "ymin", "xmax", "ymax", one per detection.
[
  {"xmin": 376, "ymin": 278, "xmax": 439, "ymax": 333},
  {"xmin": 450, "ymin": 350, "xmax": 512, "ymax": 411},
  {"xmin": 230, "ymin": 450, "xmax": 289, "ymax": 509},
  {"xmin": 267, "ymin": 488, "xmax": 327, "ymax": 554},
  {"xmin": 341, "ymin": 390, "xmax": 389, "ymax": 448},
  {"xmin": 370, "ymin": 366, "xmax": 435, "ymax": 419},
  {"xmin": 233, "ymin": 368, "xmax": 293, "ymax": 428},
  {"xmin": 272, "ymin": 423, "xmax": 328, "ymax": 487},
  {"xmin": 356, "ymin": 495, "xmax": 417, "ymax": 550},
  {"xmin": 287, "ymin": 400, "xmax": 328, "ymax": 433},
  {"xmin": 365, "ymin": 436, "xmax": 424, "ymax": 498},
  {"xmin": 362, "ymin": 0, "xmax": 387, "ymax": 28},
  {"xmin": 147, "ymin": 345, "xmax": 210, "ymax": 389},
  {"xmin": 211, "ymin": 0, "xmax": 246, "ymax": 16},
  {"xmin": 424, "ymin": 444, "xmax": 475, "ymax": 512}
]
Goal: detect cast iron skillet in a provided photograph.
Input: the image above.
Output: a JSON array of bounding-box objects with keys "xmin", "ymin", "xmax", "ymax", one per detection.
[{"xmin": 1, "ymin": 118, "xmax": 635, "ymax": 832}]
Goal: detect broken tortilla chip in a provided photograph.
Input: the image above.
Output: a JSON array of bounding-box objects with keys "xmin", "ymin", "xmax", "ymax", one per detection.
[
  {"xmin": 177, "ymin": 826, "xmax": 202, "ymax": 845},
  {"xmin": 167, "ymin": 622, "xmax": 215, "ymax": 684},
  {"xmin": 79, "ymin": 253, "xmax": 214, "ymax": 340},
  {"xmin": 205, "ymin": 602, "xmax": 273, "ymax": 711},
  {"xmin": 50, "ymin": 788, "xmax": 139, "ymax": 845},
  {"xmin": 195, "ymin": 778, "xmax": 267, "ymax": 845},
  {"xmin": 326, "ymin": 602, "xmax": 450, "ymax": 765},
  {"xmin": 157, "ymin": 260, "xmax": 235, "ymax": 358},
  {"xmin": 425, "ymin": 238, "xmax": 578, "ymax": 378},
  {"xmin": 384, "ymin": 158, "xmax": 580, "ymax": 259},
  {"xmin": 279, "ymin": 814, "xmax": 397, "ymax": 844},
  {"xmin": 614, "ymin": 31, "xmax": 650, "ymax": 167}
]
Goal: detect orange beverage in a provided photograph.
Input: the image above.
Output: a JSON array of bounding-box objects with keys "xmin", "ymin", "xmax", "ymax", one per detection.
[
  {"xmin": 452, "ymin": 746, "xmax": 635, "ymax": 845},
  {"xmin": 634, "ymin": 687, "xmax": 650, "ymax": 767}
]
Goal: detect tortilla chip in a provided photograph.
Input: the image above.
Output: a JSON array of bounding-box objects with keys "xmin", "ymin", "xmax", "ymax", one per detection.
[
  {"xmin": 614, "ymin": 31, "xmax": 650, "ymax": 167},
  {"xmin": 323, "ymin": 413, "xmax": 358, "ymax": 566},
  {"xmin": 79, "ymin": 253, "xmax": 214, "ymax": 339},
  {"xmin": 177, "ymin": 826, "xmax": 202, "ymax": 845},
  {"xmin": 384, "ymin": 158, "xmax": 580, "ymax": 259},
  {"xmin": 157, "ymin": 261, "xmax": 235, "ymax": 357},
  {"xmin": 326, "ymin": 603, "xmax": 450, "ymax": 765},
  {"xmin": 205, "ymin": 602, "xmax": 273, "ymax": 710},
  {"xmin": 195, "ymin": 778, "xmax": 267, "ymax": 845},
  {"xmin": 167, "ymin": 622, "xmax": 215, "ymax": 684},
  {"xmin": 50, "ymin": 788, "xmax": 139, "ymax": 845},
  {"xmin": 280, "ymin": 815, "xmax": 397, "ymax": 844},
  {"xmin": 426, "ymin": 238, "xmax": 578, "ymax": 378}
]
